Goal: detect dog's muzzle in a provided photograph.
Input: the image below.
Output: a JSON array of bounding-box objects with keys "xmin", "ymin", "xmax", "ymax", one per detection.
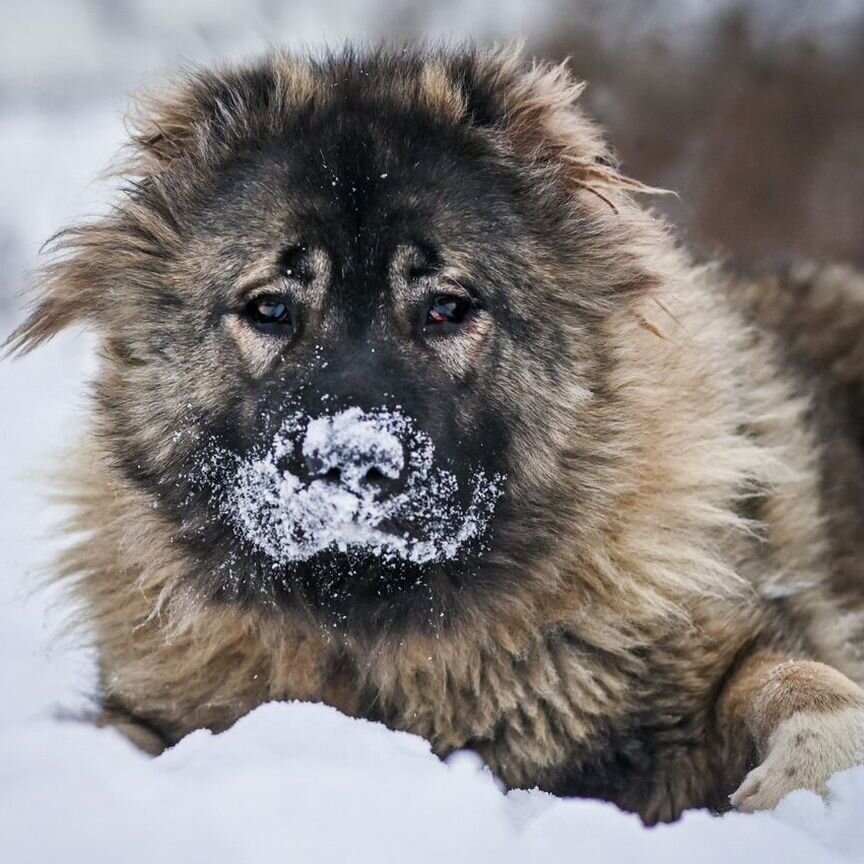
[{"xmin": 217, "ymin": 407, "xmax": 504, "ymax": 567}]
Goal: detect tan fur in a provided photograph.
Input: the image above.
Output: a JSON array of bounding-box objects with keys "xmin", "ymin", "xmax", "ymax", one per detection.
[
  {"xmin": 721, "ymin": 654, "xmax": 864, "ymax": 750},
  {"xmin": 8, "ymin": 45, "xmax": 864, "ymax": 824}
]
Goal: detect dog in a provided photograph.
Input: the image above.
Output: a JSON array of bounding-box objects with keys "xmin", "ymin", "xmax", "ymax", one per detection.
[{"xmin": 8, "ymin": 45, "xmax": 864, "ymax": 824}]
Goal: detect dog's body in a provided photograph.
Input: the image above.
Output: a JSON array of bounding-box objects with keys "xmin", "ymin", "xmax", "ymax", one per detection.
[{"xmin": 10, "ymin": 46, "xmax": 864, "ymax": 824}]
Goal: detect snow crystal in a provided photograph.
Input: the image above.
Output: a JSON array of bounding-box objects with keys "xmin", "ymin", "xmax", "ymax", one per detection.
[{"xmin": 228, "ymin": 407, "xmax": 503, "ymax": 566}]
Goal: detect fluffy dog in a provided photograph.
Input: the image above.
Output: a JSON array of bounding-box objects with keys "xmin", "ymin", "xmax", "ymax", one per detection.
[{"xmin": 9, "ymin": 45, "xmax": 864, "ymax": 824}]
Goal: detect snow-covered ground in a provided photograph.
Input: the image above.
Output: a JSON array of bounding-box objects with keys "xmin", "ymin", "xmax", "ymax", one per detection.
[{"xmin": 3, "ymin": 2, "xmax": 864, "ymax": 861}]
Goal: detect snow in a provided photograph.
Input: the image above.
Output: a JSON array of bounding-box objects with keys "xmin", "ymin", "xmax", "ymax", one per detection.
[
  {"xmin": 3, "ymin": 3, "xmax": 864, "ymax": 860},
  {"xmin": 4, "ymin": 645, "xmax": 864, "ymax": 863},
  {"xmin": 224, "ymin": 407, "xmax": 502, "ymax": 566}
]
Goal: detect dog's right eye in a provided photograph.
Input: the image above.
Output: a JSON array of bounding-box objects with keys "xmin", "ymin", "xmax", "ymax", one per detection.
[{"xmin": 244, "ymin": 295, "xmax": 294, "ymax": 335}]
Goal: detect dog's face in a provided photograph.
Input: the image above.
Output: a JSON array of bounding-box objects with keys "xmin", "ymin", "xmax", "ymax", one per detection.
[
  {"xmin": 171, "ymin": 116, "xmax": 522, "ymax": 616},
  {"xmin": 11, "ymin": 49, "xmax": 658, "ymax": 631}
]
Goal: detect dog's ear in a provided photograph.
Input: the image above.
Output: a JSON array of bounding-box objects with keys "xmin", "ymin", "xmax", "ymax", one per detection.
[
  {"xmin": 449, "ymin": 45, "xmax": 670, "ymax": 212},
  {"xmin": 2, "ymin": 82, "xmax": 191, "ymax": 356},
  {"xmin": 124, "ymin": 67, "xmax": 250, "ymax": 173},
  {"xmin": 4, "ymin": 228, "xmax": 102, "ymax": 356},
  {"xmin": 125, "ymin": 79, "xmax": 211, "ymax": 174},
  {"xmin": 5, "ymin": 182, "xmax": 186, "ymax": 357},
  {"xmin": 125, "ymin": 54, "xmax": 316, "ymax": 175},
  {"xmin": 4, "ymin": 69, "xmax": 243, "ymax": 356}
]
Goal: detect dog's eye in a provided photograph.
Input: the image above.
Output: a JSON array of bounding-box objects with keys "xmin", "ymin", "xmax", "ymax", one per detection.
[
  {"xmin": 245, "ymin": 295, "xmax": 294, "ymax": 334},
  {"xmin": 426, "ymin": 294, "xmax": 471, "ymax": 328}
]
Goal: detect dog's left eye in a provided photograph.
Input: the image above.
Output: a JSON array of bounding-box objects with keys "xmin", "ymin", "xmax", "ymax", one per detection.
[
  {"xmin": 245, "ymin": 295, "xmax": 294, "ymax": 335},
  {"xmin": 426, "ymin": 294, "xmax": 471, "ymax": 327}
]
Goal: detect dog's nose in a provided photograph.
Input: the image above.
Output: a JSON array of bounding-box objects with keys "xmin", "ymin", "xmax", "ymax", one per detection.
[
  {"xmin": 301, "ymin": 409, "xmax": 406, "ymax": 496},
  {"xmin": 302, "ymin": 459, "xmax": 402, "ymax": 494}
]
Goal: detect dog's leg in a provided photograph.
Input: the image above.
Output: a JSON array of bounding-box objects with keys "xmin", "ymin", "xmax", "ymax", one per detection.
[{"xmin": 719, "ymin": 651, "xmax": 864, "ymax": 811}]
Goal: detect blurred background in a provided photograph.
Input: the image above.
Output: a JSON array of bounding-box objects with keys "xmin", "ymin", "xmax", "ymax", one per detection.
[{"xmin": 1, "ymin": 0, "xmax": 862, "ymax": 320}]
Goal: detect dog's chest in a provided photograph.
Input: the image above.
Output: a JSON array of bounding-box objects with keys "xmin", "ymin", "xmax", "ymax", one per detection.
[{"xmin": 350, "ymin": 628, "xmax": 738, "ymax": 816}]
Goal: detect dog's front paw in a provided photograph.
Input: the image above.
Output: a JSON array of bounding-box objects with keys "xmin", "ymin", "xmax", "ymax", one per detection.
[{"xmin": 730, "ymin": 708, "xmax": 864, "ymax": 812}]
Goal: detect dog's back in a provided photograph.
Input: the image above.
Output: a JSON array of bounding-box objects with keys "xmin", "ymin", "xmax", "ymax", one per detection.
[{"xmin": 728, "ymin": 259, "xmax": 864, "ymax": 613}]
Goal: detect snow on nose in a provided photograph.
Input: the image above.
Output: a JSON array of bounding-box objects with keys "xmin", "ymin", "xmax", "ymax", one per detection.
[{"xmin": 301, "ymin": 408, "xmax": 405, "ymax": 494}]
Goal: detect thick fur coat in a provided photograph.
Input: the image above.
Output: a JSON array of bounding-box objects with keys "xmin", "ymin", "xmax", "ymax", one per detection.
[{"xmin": 9, "ymin": 45, "xmax": 864, "ymax": 824}]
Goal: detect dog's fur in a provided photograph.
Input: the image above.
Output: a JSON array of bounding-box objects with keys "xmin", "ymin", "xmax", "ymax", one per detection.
[{"xmin": 9, "ymin": 45, "xmax": 864, "ymax": 824}]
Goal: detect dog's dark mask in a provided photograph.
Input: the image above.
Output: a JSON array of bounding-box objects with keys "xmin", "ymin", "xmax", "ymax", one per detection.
[
  {"xmin": 140, "ymin": 102, "xmax": 548, "ymax": 625},
  {"xmin": 187, "ymin": 357, "xmax": 508, "ymax": 621}
]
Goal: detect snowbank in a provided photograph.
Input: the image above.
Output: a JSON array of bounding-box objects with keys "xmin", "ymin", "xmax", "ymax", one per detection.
[{"xmin": 4, "ymin": 690, "xmax": 864, "ymax": 863}]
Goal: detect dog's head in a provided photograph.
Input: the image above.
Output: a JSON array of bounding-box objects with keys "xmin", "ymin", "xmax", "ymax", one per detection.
[{"xmin": 8, "ymin": 47, "xmax": 665, "ymax": 631}]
